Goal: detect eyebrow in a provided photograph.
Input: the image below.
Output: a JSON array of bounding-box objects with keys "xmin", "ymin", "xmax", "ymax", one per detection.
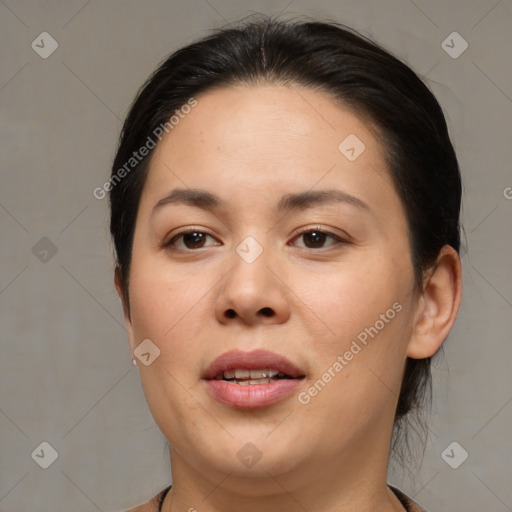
[{"xmin": 151, "ymin": 187, "xmax": 370, "ymax": 217}]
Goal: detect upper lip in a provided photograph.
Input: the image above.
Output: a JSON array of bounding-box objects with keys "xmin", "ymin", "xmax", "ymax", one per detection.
[{"xmin": 202, "ymin": 349, "xmax": 306, "ymax": 380}]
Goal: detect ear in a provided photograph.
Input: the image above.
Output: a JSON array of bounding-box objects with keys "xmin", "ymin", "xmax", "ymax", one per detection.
[
  {"xmin": 407, "ymin": 245, "xmax": 463, "ymax": 359},
  {"xmin": 114, "ymin": 265, "xmax": 136, "ymax": 354}
]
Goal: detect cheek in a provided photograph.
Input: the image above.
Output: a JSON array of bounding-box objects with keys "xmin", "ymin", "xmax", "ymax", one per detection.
[
  {"xmin": 126, "ymin": 275, "xmax": 207, "ymax": 417},
  {"xmin": 128, "ymin": 252, "xmax": 208, "ymax": 341},
  {"xmin": 294, "ymin": 255, "xmax": 411, "ymax": 403},
  {"xmin": 296, "ymin": 256, "xmax": 404, "ymax": 342},
  {"xmin": 127, "ymin": 270, "xmax": 209, "ymax": 437}
]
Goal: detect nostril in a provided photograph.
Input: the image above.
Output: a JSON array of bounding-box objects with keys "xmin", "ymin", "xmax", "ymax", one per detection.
[{"xmin": 223, "ymin": 307, "xmax": 274, "ymax": 319}]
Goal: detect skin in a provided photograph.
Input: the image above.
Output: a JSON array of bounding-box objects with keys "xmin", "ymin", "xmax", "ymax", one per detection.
[{"xmin": 116, "ymin": 85, "xmax": 462, "ymax": 512}]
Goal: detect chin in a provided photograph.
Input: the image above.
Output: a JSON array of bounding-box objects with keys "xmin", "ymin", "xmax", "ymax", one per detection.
[{"xmin": 200, "ymin": 451, "xmax": 306, "ymax": 497}]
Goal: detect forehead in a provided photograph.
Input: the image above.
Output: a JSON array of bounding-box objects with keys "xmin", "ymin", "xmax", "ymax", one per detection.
[
  {"xmin": 152, "ymin": 84, "xmax": 377, "ymax": 164},
  {"xmin": 140, "ymin": 84, "xmax": 403, "ymax": 223}
]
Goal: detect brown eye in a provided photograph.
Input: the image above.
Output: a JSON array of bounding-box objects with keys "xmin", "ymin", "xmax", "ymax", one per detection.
[
  {"xmin": 302, "ymin": 230, "xmax": 328, "ymax": 248},
  {"xmin": 182, "ymin": 231, "xmax": 207, "ymax": 249},
  {"xmin": 292, "ymin": 228, "xmax": 343, "ymax": 249},
  {"xmin": 166, "ymin": 230, "xmax": 218, "ymax": 251}
]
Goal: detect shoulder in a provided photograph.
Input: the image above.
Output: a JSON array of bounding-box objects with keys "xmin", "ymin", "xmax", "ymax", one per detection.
[
  {"xmin": 390, "ymin": 486, "xmax": 428, "ymax": 512},
  {"xmin": 124, "ymin": 485, "xmax": 171, "ymax": 512}
]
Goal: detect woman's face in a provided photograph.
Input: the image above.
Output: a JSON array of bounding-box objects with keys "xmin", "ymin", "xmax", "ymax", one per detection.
[{"xmin": 123, "ymin": 85, "xmax": 420, "ymax": 490}]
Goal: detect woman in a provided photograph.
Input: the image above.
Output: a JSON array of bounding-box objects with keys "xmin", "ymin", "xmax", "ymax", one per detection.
[{"xmin": 110, "ymin": 15, "xmax": 463, "ymax": 512}]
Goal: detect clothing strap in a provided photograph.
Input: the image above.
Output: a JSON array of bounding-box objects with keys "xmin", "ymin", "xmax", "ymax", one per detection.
[
  {"xmin": 157, "ymin": 485, "xmax": 172, "ymax": 511},
  {"xmin": 157, "ymin": 484, "xmax": 425, "ymax": 511}
]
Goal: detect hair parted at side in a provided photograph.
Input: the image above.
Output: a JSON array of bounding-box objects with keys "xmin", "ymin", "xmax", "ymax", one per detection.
[{"xmin": 109, "ymin": 14, "xmax": 463, "ymax": 462}]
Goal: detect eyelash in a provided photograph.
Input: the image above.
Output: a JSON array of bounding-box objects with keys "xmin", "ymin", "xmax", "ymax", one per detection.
[{"xmin": 163, "ymin": 226, "xmax": 347, "ymax": 252}]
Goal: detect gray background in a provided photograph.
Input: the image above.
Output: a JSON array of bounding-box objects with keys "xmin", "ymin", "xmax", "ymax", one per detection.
[{"xmin": 1, "ymin": 0, "xmax": 511, "ymax": 510}]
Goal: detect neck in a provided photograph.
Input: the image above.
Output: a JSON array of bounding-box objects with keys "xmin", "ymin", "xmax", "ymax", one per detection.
[{"xmin": 162, "ymin": 436, "xmax": 405, "ymax": 512}]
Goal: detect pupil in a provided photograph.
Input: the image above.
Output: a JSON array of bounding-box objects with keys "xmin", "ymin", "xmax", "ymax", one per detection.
[
  {"xmin": 304, "ymin": 231, "xmax": 326, "ymax": 248},
  {"xmin": 184, "ymin": 232, "xmax": 205, "ymax": 248}
]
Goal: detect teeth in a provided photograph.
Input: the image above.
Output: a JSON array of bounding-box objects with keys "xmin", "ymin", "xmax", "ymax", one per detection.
[
  {"xmin": 223, "ymin": 370, "xmax": 235, "ymax": 379},
  {"xmin": 223, "ymin": 368, "xmax": 283, "ymax": 380},
  {"xmin": 234, "ymin": 369, "xmax": 250, "ymax": 379}
]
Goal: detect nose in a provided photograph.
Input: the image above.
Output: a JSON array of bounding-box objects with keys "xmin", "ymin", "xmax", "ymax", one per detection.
[{"xmin": 214, "ymin": 241, "xmax": 291, "ymax": 326}]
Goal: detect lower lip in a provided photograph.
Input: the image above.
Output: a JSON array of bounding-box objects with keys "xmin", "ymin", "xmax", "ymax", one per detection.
[{"xmin": 204, "ymin": 378, "xmax": 303, "ymax": 409}]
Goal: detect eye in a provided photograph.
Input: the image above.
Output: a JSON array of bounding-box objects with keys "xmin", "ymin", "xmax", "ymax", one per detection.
[
  {"xmin": 291, "ymin": 227, "xmax": 345, "ymax": 249},
  {"xmin": 164, "ymin": 229, "xmax": 219, "ymax": 251},
  {"xmin": 164, "ymin": 226, "xmax": 346, "ymax": 252}
]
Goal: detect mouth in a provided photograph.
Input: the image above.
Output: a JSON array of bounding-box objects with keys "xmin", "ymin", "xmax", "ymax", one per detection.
[
  {"xmin": 202, "ymin": 348, "xmax": 305, "ymax": 381},
  {"xmin": 202, "ymin": 349, "xmax": 306, "ymax": 409},
  {"xmin": 214, "ymin": 368, "xmax": 295, "ymax": 385}
]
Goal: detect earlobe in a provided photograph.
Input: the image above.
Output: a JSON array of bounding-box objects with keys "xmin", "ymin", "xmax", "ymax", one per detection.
[{"xmin": 407, "ymin": 245, "xmax": 463, "ymax": 359}]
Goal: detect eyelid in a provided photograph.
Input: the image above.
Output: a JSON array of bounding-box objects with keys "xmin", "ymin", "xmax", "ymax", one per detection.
[
  {"xmin": 163, "ymin": 226, "xmax": 220, "ymax": 250},
  {"xmin": 290, "ymin": 225, "xmax": 348, "ymax": 247},
  {"xmin": 163, "ymin": 225, "xmax": 350, "ymax": 252}
]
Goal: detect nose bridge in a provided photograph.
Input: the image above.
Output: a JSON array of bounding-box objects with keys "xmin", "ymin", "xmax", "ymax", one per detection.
[
  {"xmin": 230, "ymin": 234, "xmax": 275, "ymax": 299},
  {"xmin": 214, "ymin": 234, "xmax": 290, "ymax": 324}
]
